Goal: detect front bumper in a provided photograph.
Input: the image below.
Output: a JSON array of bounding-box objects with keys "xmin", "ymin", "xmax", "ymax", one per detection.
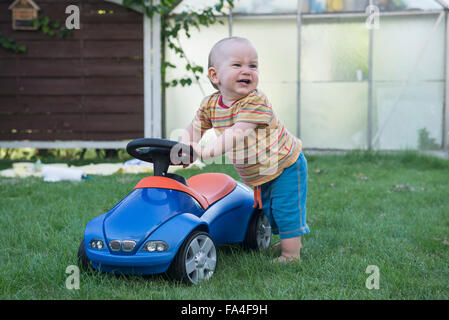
[
  {"xmin": 83, "ymin": 212, "xmax": 208, "ymax": 275},
  {"xmin": 86, "ymin": 248, "xmax": 173, "ymax": 274}
]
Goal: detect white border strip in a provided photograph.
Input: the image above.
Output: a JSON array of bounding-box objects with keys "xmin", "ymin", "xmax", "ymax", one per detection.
[
  {"xmin": 144, "ymin": 13, "xmax": 153, "ymax": 138},
  {"xmin": 223, "ymin": 10, "xmax": 444, "ymax": 20},
  {"xmin": 151, "ymin": 3, "xmax": 162, "ymax": 138},
  {"xmin": 444, "ymin": 11, "xmax": 449, "ymax": 152}
]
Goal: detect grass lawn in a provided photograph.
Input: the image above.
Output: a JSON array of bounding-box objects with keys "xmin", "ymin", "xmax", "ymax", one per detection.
[{"xmin": 0, "ymin": 151, "xmax": 448, "ymax": 299}]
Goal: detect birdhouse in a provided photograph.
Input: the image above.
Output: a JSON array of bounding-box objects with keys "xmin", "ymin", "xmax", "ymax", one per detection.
[{"xmin": 8, "ymin": 0, "xmax": 40, "ymax": 31}]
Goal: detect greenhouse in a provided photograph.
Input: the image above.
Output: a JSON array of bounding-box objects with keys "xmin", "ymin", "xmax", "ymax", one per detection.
[{"xmin": 164, "ymin": 0, "xmax": 449, "ymax": 152}]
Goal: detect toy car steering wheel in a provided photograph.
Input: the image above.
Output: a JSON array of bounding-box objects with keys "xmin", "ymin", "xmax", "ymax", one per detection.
[{"xmin": 126, "ymin": 138, "xmax": 197, "ymax": 176}]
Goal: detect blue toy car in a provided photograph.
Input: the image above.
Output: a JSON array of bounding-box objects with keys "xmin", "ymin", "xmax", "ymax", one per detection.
[{"xmin": 78, "ymin": 138, "xmax": 271, "ymax": 284}]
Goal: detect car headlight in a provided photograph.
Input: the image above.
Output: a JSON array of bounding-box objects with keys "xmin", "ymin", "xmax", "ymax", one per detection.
[
  {"xmin": 89, "ymin": 239, "xmax": 105, "ymax": 250},
  {"xmin": 142, "ymin": 241, "xmax": 169, "ymax": 252}
]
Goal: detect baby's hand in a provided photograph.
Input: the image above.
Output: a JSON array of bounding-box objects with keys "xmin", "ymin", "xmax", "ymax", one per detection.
[
  {"xmin": 191, "ymin": 143, "xmax": 203, "ymax": 160},
  {"xmin": 180, "ymin": 142, "xmax": 202, "ymax": 168}
]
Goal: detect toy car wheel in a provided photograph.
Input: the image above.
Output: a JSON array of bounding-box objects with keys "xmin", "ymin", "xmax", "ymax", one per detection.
[
  {"xmin": 77, "ymin": 239, "xmax": 93, "ymax": 271},
  {"xmin": 243, "ymin": 210, "xmax": 271, "ymax": 250},
  {"xmin": 168, "ymin": 230, "xmax": 217, "ymax": 285}
]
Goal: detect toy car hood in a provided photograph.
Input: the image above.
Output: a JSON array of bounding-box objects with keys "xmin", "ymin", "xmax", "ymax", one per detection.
[{"xmin": 101, "ymin": 184, "xmax": 204, "ymax": 254}]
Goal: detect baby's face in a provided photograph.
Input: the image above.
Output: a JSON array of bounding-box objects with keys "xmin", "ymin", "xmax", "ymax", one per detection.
[{"xmin": 209, "ymin": 41, "xmax": 259, "ymax": 102}]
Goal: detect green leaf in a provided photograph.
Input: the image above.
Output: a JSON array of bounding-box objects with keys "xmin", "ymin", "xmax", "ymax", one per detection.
[
  {"xmin": 192, "ymin": 66, "xmax": 203, "ymax": 73},
  {"xmin": 163, "ymin": 61, "xmax": 176, "ymax": 69},
  {"xmin": 60, "ymin": 29, "xmax": 68, "ymax": 38},
  {"xmin": 123, "ymin": 0, "xmax": 134, "ymax": 8}
]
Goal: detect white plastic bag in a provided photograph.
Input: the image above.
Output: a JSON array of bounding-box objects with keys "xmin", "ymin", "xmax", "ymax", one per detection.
[{"xmin": 42, "ymin": 166, "xmax": 85, "ymax": 182}]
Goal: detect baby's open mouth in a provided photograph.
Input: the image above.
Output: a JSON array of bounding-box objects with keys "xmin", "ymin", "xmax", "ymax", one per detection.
[{"xmin": 237, "ymin": 79, "xmax": 251, "ymax": 84}]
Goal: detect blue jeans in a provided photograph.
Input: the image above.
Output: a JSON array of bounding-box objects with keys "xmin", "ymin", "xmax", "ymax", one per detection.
[{"xmin": 260, "ymin": 152, "xmax": 309, "ymax": 239}]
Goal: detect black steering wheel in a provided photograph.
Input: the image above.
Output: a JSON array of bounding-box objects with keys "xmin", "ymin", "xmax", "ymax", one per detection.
[{"xmin": 126, "ymin": 138, "xmax": 197, "ymax": 176}]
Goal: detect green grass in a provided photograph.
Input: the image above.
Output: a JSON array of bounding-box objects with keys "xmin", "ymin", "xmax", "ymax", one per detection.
[{"xmin": 0, "ymin": 151, "xmax": 448, "ymax": 299}]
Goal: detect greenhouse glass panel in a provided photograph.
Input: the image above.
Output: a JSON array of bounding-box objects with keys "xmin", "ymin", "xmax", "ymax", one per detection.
[
  {"xmin": 172, "ymin": 0, "xmax": 444, "ymax": 15},
  {"xmin": 171, "ymin": 0, "xmax": 231, "ymax": 14},
  {"xmin": 174, "ymin": 0, "xmax": 443, "ymax": 15},
  {"xmin": 372, "ymin": 83, "xmax": 444, "ymax": 150},
  {"xmin": 372, "ymin": 14, "xmax": 445, "ymax": 150},
  {"xmin": 301, "ymin": 82, "xmax": 368, "ymax": 149},
  {"xmin": 174, "ymin": 0, "xmax": 299, "ymax": 15},
  {"xmin": 300, "ymin": 20, "xmax": 369, "ymax": 149},
  {"xmin": 305, "ymin": 0, "xmax": 369, "ymax": 13},
  {"xmin": 232, "ymin": 0, "xmax": 297, "ymax": 14},
  {"xmin": 372, "ymin": 0, "xmax": 443, "ymax": 11}
]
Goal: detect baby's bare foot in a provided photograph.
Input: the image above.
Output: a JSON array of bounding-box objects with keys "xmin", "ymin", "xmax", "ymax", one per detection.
[{"xmin": 271, "ymin": 255, "xmax": 300, "ymax": 264}]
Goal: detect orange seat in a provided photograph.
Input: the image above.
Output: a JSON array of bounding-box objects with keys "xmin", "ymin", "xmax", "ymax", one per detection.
[
  {"xmin": 134, "ymin": 176, "xmax": 209, "ymax": 209},
  {"xmin": 133, "ymin": 174, "xmax": 236, "ymax": 210},
  {"xmin": 187, "ymin": 173, "xmax": 236, "ymax": 206}
]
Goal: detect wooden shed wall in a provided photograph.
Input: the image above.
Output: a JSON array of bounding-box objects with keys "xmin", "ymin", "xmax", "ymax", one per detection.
[{"xmin": 0, "ymin": 0, "xmax": 144, "ymax": 141}]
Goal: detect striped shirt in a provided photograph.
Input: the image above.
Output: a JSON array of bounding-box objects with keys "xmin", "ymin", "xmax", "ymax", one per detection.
[{"xmin": 192, "ymin": 90, "xmax": 302, "ymax": 187}]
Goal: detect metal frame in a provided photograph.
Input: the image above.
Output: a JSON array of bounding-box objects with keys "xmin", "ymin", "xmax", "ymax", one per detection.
[
  {"xmin": 367, "ymin": 0, "xmax": 374, "ymax": 150},
  {"xmin": 444, "ymin": 9, "xmax": 449, "ymax": 152},
  {"xmin": 229, "ymin": 10, "xmax": 444, "ymax": 20},
  {"xmin": 435, "ymin": 0, "xmax": 449, "ymax": 10},
  {"xmin": 297, "ymin": 0, "xmax": 303, "ymax": 139},
  {"xmin": 144, "ymin": 2, "xmax": 162, "ymax": 139},
  {"xmin": 228, "ymin": 8, "xmax": 233, "ymax": 36}
]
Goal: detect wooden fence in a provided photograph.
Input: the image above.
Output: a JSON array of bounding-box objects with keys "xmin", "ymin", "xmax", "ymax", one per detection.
[{"xmin": 0, "ymin": 0, "xmax": 144, "ymax": 142}]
